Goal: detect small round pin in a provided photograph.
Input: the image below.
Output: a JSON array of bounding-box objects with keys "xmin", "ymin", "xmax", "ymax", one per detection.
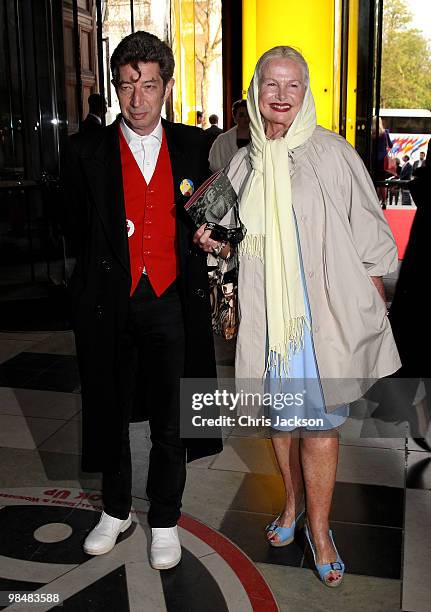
[{"xmin": 180, "ymin": 178, "xmax": 194, "ymax": 197}]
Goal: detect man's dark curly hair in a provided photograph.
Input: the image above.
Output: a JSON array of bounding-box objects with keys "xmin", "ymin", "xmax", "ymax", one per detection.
[{"xmin": 110, "ymin": 31, "xmax": 175, "ymax": 89}]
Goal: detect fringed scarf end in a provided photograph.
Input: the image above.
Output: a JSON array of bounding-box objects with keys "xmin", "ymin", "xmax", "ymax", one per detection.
[
  {"xmin": 264, "ymin": 316, "xmax": 309, "ymax": 378},
  {"xmin": 238, "ymin": 234, "xmax": 265, "ymax": 261}
]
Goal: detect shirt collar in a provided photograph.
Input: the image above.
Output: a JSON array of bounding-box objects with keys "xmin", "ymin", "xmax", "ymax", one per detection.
[{"xmin": 121, "ymin": 117, "xmax": 162, "ymax": 145}]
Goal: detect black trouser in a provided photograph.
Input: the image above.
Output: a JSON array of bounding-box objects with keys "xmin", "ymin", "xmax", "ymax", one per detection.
[{"xmin": 102, "ymin": 274, "xmax": 186, "ymax": 527}]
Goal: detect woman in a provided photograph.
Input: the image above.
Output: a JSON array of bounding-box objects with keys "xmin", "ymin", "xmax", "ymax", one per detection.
[
  {"xmin": 374, "ymin": 117, "xmax": 394, "ymax": 206},
  {"xmin": 209, "ymin": 99, "xmax": 250, "ymax": 172},
  {"xmin": 195, "ymin": 46, "xmax": 401, "ymax": 587}
]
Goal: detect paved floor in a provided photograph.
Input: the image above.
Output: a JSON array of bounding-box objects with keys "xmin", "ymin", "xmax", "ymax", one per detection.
[{"xmin": 0, "ymin": 329, "xmax": 430, "ymax": 611}]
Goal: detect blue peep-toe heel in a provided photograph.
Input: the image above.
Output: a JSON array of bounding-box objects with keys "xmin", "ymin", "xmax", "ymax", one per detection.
[
  {"xmin": 304, "ymin": 525, "xmax": 345, "ymax": 587},
  {"xmin": 265, "ymin": 509, "xmax": 305, "ymax": 547}
]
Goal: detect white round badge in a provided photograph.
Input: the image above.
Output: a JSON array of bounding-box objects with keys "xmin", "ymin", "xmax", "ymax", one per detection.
[{"xmin": 126, "ymin": 219, "xmax": 135, "ymax": 237}]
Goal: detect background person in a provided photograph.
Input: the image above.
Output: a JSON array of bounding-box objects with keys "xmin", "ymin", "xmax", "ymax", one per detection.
[
  {"xmin": 80, "ymin": 93, "xmax": 107, "ymax": 133},
  {"xmin": 374, "ymin": 117, "xmax": 393, "ymax": 206},
  {"xmin": 413, "ymin": 151, "xmax": 426, "ymax": 174},
  {"xmin": 209, "ymin": 99, "xmax": 250, "ymax": 172},
  {"xmin": 389, "ymin": 139, "xmax": 431, "ymax": 447},
  {"xmin": 400, "ymin": 154, "xmax": 413, "ymax": 180},
  {"xmin": 400, "ymin": 154, "xmax": 413, "ymax": 205},
  {"xmin": 195, "ymin": 46, "xmax": 400, "ymax": 588},
  {"xmin": 203, "ymin": 113, "xmax": 223, "ymax": 153},
  {"xmin": 388, "ymin": 157, "xmax": 402, "ymax": 206}
]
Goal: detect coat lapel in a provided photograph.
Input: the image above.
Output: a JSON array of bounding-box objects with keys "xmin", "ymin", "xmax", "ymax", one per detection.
[
  {"xmin": 162, "ymin": 119, "xmax": 197, "ymax": 260},
  {"xmin": 162, "ymin": 119, "xmax": 188, "ymax": 208},
  {"xmin": 82, "ymin": 122, "xmax": 130, "ymax": 274}
]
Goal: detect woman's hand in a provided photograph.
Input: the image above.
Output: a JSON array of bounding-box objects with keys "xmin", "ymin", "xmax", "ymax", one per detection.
[
  {"xmin": 193, "ymin": 224, "xmax": 215, "ymax": 252},
  {"xmin": 193, "ymin": 224, "xmax": 231, "ymax": 259},
  {"xmin": 370, "ymin": 276, "xmax": 387, "ymax": 304}
]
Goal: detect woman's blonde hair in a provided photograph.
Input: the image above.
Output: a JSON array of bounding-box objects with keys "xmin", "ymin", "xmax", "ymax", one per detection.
[{"xmin": 256, "ymin": 46, "xmax": 309, "ymax": 89}]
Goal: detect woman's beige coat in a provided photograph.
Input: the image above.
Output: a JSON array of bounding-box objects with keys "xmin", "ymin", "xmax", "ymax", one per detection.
[{"xmin": 225, "ymin": 126, "xmax": 401, "ymax": 409}]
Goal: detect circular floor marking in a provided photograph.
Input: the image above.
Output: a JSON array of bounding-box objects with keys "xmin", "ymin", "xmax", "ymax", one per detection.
[
  {"xmin": 34, "ymin": 522, "xmax": 73, "ymax": 543},
  {"xmin": 0, "ymin": 488, "xmax": 280, "ymax": 611}
]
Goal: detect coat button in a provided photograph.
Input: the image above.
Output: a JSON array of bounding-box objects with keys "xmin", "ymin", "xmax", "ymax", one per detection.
[{"xmin": 196, "ymin": 288, "xmax": 205, "ymax": 298}]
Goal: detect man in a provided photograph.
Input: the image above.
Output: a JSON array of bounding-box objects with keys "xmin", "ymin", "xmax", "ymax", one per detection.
[
  {"xmin": 80, "ymin": 93, "xmax": 107, "ymax": 133},
  {"xmin": 62, "ymin": 31, "xmax": 222, "ymax": 570},
  {"xmin": 413, "ymin": 151, "xmax": 426, "ymax": 174},
  {"xmin": 400, "ymin": 154, "xmax": 413, "ymax": 180},
  {"xmin": 400, "ymin": 154, "xmax": 413, "ymax": 205},
  {"xmin": 203, "ymin": 114, "xmax": 223, "ymax": 153}
]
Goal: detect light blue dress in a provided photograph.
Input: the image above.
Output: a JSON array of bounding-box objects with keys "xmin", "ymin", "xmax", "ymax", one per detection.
[{"xmin": 265, "ymin": 226, "xmax": 349, "ymax": 432}]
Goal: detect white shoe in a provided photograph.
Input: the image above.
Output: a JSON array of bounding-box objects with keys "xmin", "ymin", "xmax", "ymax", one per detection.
[
  {"xmin": 150, "ymin": 526, "xmax": 182, "ymax": 570},
  {"xmin": 83, "ymin": 511, "xmax": 132, "ymax": 555}
]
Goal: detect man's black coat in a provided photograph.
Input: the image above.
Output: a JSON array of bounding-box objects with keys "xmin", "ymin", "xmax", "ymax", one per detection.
[{"xmin": 62, "ymin": 119, "xmax": 222, "ymax": 472}]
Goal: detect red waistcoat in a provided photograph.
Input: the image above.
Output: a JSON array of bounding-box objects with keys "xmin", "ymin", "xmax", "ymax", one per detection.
[{"xmin": 119, "ymin": 127, "xmax": 178, "ymax": 297}]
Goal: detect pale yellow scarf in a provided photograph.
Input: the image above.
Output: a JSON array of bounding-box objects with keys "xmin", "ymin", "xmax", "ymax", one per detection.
[{"xmin": 238, "ymin": 68, "xmax": 317, "ymax": 373}]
